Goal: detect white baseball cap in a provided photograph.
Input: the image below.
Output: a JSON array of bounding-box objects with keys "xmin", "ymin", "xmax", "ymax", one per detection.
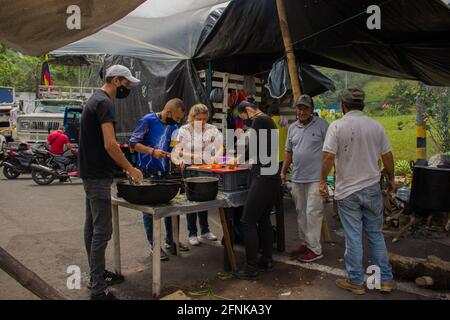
[{"xmin": 105, "ymin": 64, "xmax": 140, "ymax": 87}]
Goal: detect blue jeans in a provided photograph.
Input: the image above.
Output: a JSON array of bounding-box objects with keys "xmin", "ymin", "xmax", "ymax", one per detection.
[
  {"xmin": 141, "ymin": 172, "xmax": 174, "ymax": 248},
  {"xmin": 187, "ymin": 211, "xmax": 210, "ymax": 237},
  {"xmin": 337, "ymin": 183, "xmax": 393, "ymax": 285},
  {"xmin": 142, "ymin": 214, "xmax": 173, "ymax": 248}
]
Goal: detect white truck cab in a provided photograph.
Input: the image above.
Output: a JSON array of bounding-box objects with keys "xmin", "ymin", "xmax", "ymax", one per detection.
[{"xmin": 15, "ymin": 85, "xmax": 96, "ymax": 143}]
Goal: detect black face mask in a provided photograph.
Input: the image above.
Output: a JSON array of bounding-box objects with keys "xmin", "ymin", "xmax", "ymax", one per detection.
[
  {"xmin": 165, "ymin": 117, "xmax": 178, "ymax": 125},
  {"xmin": 244, "ymin": 119, "xmax": 253, "ymax": 127},
  {"xmin": 116, "ymin": 85, "xmax": 131, "ymax": 99}
]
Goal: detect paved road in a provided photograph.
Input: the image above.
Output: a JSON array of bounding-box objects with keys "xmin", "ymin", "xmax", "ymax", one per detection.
[{"xmin": 0, "ymin": 172, "xmax": 443, "ymax": 300}]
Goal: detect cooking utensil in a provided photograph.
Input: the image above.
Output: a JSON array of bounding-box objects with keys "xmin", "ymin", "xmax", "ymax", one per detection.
[
  {"xmin": 185, "ymin": 165, "xmax": 251, "ymax": 192},
  {"xmin": 116, "ymin": 180, "xmax": 180, "ymax": 205},
  {"xmin": 184, "ymin": 176, "xmax": 219, "ymax": 202}
]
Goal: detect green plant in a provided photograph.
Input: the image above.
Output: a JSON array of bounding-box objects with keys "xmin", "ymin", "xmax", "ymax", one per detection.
[
  {"xmin": 395, "ymin": 160, "xmax": 412, "ymax": 176},
  {"xmin": 323, "ymin": 111, "xmax": 343, "ymax": 123},
  {"xmin": 384, "ymin": 104, "xmax": 402, "ymax": 117}
]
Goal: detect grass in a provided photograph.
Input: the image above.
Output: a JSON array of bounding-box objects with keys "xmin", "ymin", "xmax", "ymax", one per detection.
[
  {"xmin": 373, "ymin": 114, "xmax": 439, "ymax": 162},
  {"xmin": 363, "ymin": 78, "xmax": 396, "ymax": 102}
]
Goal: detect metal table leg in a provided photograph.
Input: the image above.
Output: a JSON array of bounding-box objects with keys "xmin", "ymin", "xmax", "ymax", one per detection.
[
  {"xmin": 152, "ymin": 215, "xmax": 161, "ymax": 297},
  {"xmin": 112, "ymin": 203, "xmax": 121, "ymax": 275},
  {"xmin": 171, "ymin": 215, "xmax": 180, "ymax": 256}
]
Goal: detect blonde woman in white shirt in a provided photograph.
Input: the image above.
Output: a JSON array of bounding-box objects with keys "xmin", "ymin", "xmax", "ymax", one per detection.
[{"xmin": 173, "ymin": 104, "xmax": 223, "ymax": 245}]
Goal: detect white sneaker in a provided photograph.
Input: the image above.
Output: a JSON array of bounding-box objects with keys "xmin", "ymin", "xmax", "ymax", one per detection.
[
  {"xmin": 201, "ymin": 232, "xmax": 217, "ymax": 241},
  {"xmin": 188, "ymin": 236, "xmax": 200, "ymax": 246}
]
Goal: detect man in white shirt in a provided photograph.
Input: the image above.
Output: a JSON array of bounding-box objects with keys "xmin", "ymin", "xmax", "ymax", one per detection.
[{"xmin": 320, "ymin": 88, "xmax": 396, "ymax": 295}]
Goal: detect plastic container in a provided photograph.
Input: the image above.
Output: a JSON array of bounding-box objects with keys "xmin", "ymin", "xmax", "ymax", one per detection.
[{"xmin": 395, "ymin": 185, "xmax": 411, "ymax": 203}]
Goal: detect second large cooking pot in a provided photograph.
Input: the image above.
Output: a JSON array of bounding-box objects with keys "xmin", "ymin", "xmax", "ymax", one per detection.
[
  {"xmin": 116, "ymin": 180, "xmax": 180, "ymax": 205},
  {"xmin": 184, "ymin": 177, "xmax": 219, "ymax": 202},
  {"xmin": 410, "ymin": 165, "xmax": 450, "ymax": 212}
]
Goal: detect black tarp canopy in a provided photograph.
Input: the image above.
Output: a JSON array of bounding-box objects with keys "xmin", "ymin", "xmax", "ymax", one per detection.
[
  {"xmin": 56, "ymin": 0, "xmax": 450, "ymax": 85},
  {"xmin": 197, "ymin": 0, "xmax": 450, "ymax": 85},
  {"xmin": 52, "ymin": 0, "xmax": 450, "ymax": 141}
]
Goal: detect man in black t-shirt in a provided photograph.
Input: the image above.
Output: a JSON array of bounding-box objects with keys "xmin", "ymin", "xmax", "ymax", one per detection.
[
  {"xmin": 80, "ymin": 64, "xmax": 143, "ymax": 300},
  {"xmin": 233, "ymin": 101, "xmax": 280, "ymax": 280}
]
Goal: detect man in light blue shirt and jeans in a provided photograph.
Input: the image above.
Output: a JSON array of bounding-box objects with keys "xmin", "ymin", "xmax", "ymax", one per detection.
[{"xmin": 320, "ymin": 88, "xmax": 396, "ymax": 295}]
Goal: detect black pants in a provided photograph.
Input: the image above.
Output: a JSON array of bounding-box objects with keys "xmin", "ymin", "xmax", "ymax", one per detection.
[
  {"xmin": 83, "ymin": 178, "xmax": 113, "ymax": 295},
  {"xmin": 241, "ymin": 175, "xmax": 279, "ymax": 270}
]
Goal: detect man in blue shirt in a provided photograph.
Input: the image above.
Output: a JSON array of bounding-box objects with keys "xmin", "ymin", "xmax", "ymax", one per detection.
[{"xmin": 129, "ymin": 98, "xmax": 186, "ymax": 261}]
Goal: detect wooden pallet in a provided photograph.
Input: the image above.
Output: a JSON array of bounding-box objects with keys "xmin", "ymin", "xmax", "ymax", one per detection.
[
  {"xmin": 198, "ymin": 70, "xmax": 264, "ymax": 132},
  {"xmin": 264, "ymin": 91, "xmax": 297, "ymax": 124}
]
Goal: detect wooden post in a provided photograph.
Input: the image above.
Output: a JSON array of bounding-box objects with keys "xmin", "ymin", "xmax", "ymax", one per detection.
[
  {"xmin": 321, "ymin": 216, "xmax": 331, "ymax": 242},
  {"xmin": 0, "ymin": 247, "xmax": 67, "ymax": 300},
  {"xmin": 415, "ymin": 83, "xmax": 427, "ymax": 165},
  {"xmin": 219, "ymin": 208, "xmax": 237, "ymax": 272},
  {"xmin": 275, "ymin": 186, "xmax": 286, "ymax": 252},
  {"xmin": 276, "ymin": 0, "xmax": 302, "ymax": 100}
]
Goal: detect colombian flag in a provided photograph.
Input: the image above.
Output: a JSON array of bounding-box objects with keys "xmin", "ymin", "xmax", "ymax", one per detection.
[{"xmin": 41, "ymin": 54, "xmax": 53, "ymax": 86}]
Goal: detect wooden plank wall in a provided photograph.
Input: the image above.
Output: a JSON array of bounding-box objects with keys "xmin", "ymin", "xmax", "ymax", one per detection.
[{"xmin": 198, "ymin": 70, "xmax": 297, "ymax": 131}]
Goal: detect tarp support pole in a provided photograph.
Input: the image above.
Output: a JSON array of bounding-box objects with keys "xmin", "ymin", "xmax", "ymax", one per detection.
[
  {"xmin": 276, "ymin": 0, "xmax": 302, "ymax": 100},
  {"xmin": 207, "ymin": 62, "xmax": 213, "ymax": 95},
  {"xmin": 415, "ymin": 83, "xmax": 427, "ymax": 165}
]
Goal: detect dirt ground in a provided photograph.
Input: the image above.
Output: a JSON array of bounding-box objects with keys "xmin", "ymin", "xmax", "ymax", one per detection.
[{"xmin": 0, "ymin": 172, "xmax": 449, "ymax": 300}]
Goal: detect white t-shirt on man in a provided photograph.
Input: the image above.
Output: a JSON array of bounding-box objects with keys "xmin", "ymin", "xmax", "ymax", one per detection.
[{"xmin": 323, "ymin": 110, "xmax": 391, "ymax": 200}]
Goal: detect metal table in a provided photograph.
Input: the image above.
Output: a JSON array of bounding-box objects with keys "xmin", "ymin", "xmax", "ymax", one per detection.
[{"xmin": 111, "ymin": 191, "xmax": 248, "ymax": 297}]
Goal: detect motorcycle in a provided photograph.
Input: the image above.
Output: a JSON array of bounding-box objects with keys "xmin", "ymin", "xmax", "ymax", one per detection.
[
  {"xmin": 31, "ymin": 148, "xmax": 78, "ymax": 185},
  {"xmin": 0, "ymin": 143, "xmax": 49, "ymax": 179}
]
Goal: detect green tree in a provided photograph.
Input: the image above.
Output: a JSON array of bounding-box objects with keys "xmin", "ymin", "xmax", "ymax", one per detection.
[
  {"xmin": 425, "ymin": 87, "xmax": 450, "ymax": 153},
  {"xmin": 386, "ymin": 80, "xmax": 420, "ymax": 114},
  {"xmin": 0, "ymin": 46, "xmax": 102, "ymax": 92}
]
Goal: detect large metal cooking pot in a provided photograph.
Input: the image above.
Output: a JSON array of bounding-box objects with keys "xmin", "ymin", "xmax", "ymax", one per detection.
[
  {"xmin": 410, "ymin": 165, "xmax": 450, "ymax": 212},
  {"xmin": 116, "ymin": 180, "xmax": 180, "ymax": 205},
  {"xmin": 184, "ymin": 177, "xmax": 219, "ymax": 202}
]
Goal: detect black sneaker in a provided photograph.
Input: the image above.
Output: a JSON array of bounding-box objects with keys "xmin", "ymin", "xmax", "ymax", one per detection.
[
  {"xmin": 90, "ymin": 290, "xmax": 118, "ymax": 300},
  {"xmin": 179, "ymin": 243, "xmax": 190, "ymax": 252},
  {"xmin": 166, "ymin": 242, "xmax": 190, "ymax": 254},
  {"xmin": 232, "ymin": 269, "xmax": 260, "ymax": 280},
  {"xmin": 150, "ymin": 247, "xmax": 169, "ymax": 261},
  {"xmin": 104, "ymin": 270, "xmax": 124, "ymax": 285},
  {"xmin": 159, "ymin": 249, "xmax": 169, "ymax": 261},
  {"xmin": 87, "ymin": 270, "xmax": 124, "ymax": 289},
  {"xmin": 258, "ymin": 260, "xmax": 274, "ymax": 272}
]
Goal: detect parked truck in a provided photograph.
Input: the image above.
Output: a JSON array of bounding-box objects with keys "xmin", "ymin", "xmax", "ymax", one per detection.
[
  {"xmin": 15, "ymin": 85, "xmax": 96, "ymax": 143},
  {"xmin": 0, "ymin": 87, "xmax": 15, "ymax": 142}
]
